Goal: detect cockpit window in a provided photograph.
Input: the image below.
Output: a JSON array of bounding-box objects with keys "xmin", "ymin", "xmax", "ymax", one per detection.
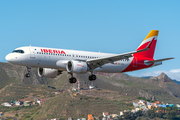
[{"xmin": 12, "ymin": 50, "xmax": 24, "ymax": 53}]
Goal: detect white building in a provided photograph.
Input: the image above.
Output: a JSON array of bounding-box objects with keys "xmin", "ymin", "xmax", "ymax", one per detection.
[
  {"xmin": 120, "ymin": 111, "xmax": 124, "ymax": 116},
  {"xmin": 15, "ymin": 101, "xmax": 23, "ymax": 106},
  {"xmin": 1, "ymin": 102, "xmax": 12, "ymax": 107},
  {"xmin": 103, "ymin": 112, "xmax": 109, "ymax": 117}
]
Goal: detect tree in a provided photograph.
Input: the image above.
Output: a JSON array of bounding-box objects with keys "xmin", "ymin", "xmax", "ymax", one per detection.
[
  {"xmin": 123, "ymin": 111, "xmax": 136, "ymax": 120},
  {"xmin": 146, "ymin": 110, "xmax": 156, "ymax": 119},
  {"xmin": 155, "ymin": 112, "xmax": 163, "ymax": 118},
  {"xmin": 166, "ymin": 111, "xmax": 177, "ymax": 120},
  {"xmin": 136, "ymin": 110, "xmax": 143, "ymax": 117}
]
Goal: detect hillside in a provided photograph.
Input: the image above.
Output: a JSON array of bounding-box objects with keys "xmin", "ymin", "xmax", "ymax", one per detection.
[
  {"xmin": 75, "ymin": 73, "xmax": 180, "ymax": 103},
  {"xmin": 0, "ymin": 62, "xmax": 47, "ymax": 88},
  {"xmin": 173, "ymin": 79, "xmax": 180, "ymax": 85},
  {"xmin": 0, "ymin": 62, "xmax": 180, "ymax": 119}
]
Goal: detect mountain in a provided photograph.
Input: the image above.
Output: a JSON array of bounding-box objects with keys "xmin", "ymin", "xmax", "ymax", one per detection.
[
  {"xmin": 1, "ymin": 62, "xmax": 180, "ymax": 103},
  {"xmin": 1, "ymin": 62, "xmax": 180, "ymax": 119},
  {"xmin": 173, "ymin": 79, "xmax": 180, "ymax": 85},
  {"xmin": 148, "ymin": 72, "xmax": 180, "ymax": 98},
  {"xmin": 0, "ymin": 62, "xmax": 47, "ymax": 87},
  {"xmin": 141, "ymin": 76, "xmax": 153, "ymax": 79}
]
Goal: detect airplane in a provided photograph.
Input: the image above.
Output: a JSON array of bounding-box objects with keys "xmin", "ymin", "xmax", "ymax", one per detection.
[{"xmin": 5, "ymin": 30, "xmax": 173, "ymax": 83}]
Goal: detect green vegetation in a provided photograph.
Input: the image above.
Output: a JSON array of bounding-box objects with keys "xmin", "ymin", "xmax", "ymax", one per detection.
[
  {"xmin": 136, "ymin": 97, "xmax": 155, "ymax": 103},
  {"xmin": 117, "ymin": 107, "xmax": 180, "ymax": 120}
]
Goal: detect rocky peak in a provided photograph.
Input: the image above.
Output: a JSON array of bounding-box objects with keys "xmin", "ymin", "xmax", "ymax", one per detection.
[{"xmin": 157, "ymin": 72, "xmax": 173, "ymax": 82}]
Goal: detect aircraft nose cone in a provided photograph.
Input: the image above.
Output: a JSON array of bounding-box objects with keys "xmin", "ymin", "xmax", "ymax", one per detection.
[{"xmin": 5, "ymin": 54, "xmax": 12, "ymax": 62}]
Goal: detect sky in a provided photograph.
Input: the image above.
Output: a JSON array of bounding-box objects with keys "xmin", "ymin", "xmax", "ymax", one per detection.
[{"xmin": 0, "ymin": 1, "xmax": 180, "ymax": 80}]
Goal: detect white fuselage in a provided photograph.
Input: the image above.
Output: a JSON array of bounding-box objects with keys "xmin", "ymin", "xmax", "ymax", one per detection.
[{"xmin": 5, "ymin": 46, "xmax": 133, "ymax": 73}]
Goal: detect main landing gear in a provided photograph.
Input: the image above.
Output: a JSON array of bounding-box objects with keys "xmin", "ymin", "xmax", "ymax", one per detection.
[
  {"xmin": 69, "ymin": 73, "xmax": 77, "ymax": 83},
  {"xmin": 68, "ymin": 71, "xmax": 96, "ymax": 84},
  {"xmin": 25, "ymin": 66, "xmax": 31, "ymax": 78},
  {"xmin": 89, "ymin": 74, "xmax": 96, "ymax": 81},
  {"xmin": 89, "ymin": 70, "xmax": 96, "ymax": 81}
]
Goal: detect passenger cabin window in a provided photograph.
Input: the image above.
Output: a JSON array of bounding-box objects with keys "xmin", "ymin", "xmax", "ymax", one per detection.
[{"xmin": 12, "ymin": 50, "xmax": 24, "ymax": 54}]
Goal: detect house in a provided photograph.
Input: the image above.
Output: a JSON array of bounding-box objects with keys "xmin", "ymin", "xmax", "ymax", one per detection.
[
  {"xmin": 24, "ymin": 101, "xmax": 31, "ymax": 106},
  {"xmin": 112, "ymin": 114, "xmax": 118, "ymax": 118},
  {"xmin": 169, "ymin": 104, "xmax": 174, "ymax": 107},
  {"xmin": 103, "ymin": 112, "xmax": 109, "ymax": 117},
  {"xmin": 176, "ymin": 104, "xmax": 180, "ymax": 109},
  {"xmin": 37, "ymin": 100, "xmax": 41, "ymax": 104},
  {"xmin": 120, "ymin": 111, "xmax": 124, "ymax": 116},
  {"xmin": 138, "ymin": 100, "xmax": 145, "ymax": 105},
  {"xmin": 72, "ymin": 87, "xmax": 77, "ymax": 91},
  {"xmin": 124, "ymin": 110, "xmax": 130, "ymax": 112},
  {"xmin": 15, "ymin": 101, "xmax": 23, "ymax": 106},
  {"xmin": 89, "ymin": 85, "xmax": 95, "ymax": 89},
  {"xmin": 55, "ymin": 92, "xmax": 60, "ymax": 95},
  {"xmin": 1, "ymin": 102, "xmax": 12, "ymax": 107},
  {"xmin": 88, "ymin": 114, "xmax": 94, "ymax": 120},
  {"xmin": 0, "ymin": 112, "xmax": 3, "ymax": 116},
  {"xmin": 131, "ymin": 109, "xmax": 136, "ymax": 113},
  {"xmin": 133, "ymin": 102, "xmax": 139, "ymax": 108},
  {"xmin": 148, "ymin": 105, "xmax": 153, "ymax": 109},
  {"xmin": 40, "ymin": 99, "xmax": 46, "ymax": 104},
  {"xmin": 135, "ymin": 108, "xmax": 140, "ymax": 112},
  {"xmin": 155, "ymin": 101, "xmax": 161, "ymax": 104}
]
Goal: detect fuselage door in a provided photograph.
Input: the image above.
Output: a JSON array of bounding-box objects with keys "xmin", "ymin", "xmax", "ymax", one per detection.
[
  {"xmin": 133, "ymin": 57, "xmax": 137, "ymax": 67},
  {"xmin": 29, "ymin": 46, "xmax": 36, "ymax": 58}
]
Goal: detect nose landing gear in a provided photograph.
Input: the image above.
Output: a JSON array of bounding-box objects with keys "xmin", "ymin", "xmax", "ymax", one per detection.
[{"xmin": 25, "ymin": 66, "xmax": 31, "ymax": 78}]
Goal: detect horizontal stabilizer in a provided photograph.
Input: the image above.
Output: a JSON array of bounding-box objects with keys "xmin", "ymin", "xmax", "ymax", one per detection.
[{"xmin": 145, "ymin": 57, "xmax": 174, "ymax": 64}]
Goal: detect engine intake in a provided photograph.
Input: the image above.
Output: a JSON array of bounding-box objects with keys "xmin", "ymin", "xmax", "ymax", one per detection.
[
  {"xmin": 38, "ymin": 68, "xmax": 62, "ymax": 78},
  {"xmin": 66, "ymin": 60, "xmax": 88, "ymax": 73}
]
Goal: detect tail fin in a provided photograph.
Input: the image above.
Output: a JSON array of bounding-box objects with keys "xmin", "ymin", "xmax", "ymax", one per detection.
[{"xmin": 136, "ymin": 30, "xmax": 159, "ymax": 58}]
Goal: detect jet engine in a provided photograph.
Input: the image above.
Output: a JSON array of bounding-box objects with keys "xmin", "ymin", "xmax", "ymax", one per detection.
[
  {"xmin": 66, "ymin": 60, "xmax": 88, "ymax": 73},
  {"xmin": 38, "ymin": 68, "xmax": 62, "ymax": 78}
]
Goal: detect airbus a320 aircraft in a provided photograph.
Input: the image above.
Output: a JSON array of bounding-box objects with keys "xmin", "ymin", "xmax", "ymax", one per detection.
[{"xmin": 5, "ymin": 30, "xmax": 173, "ymax": 83}]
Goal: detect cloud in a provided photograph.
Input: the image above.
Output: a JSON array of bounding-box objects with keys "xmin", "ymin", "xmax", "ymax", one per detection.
[
  {"xmin": 170, "ymin": 69, "xmax": 180, "ymax": 73},
  {"xmin": 138, "ymin": 69, "xmax": 180, "ymax": 81}
]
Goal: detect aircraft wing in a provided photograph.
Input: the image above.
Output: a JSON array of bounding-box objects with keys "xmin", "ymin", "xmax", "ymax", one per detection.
[
  {"xmin": 144, "ymin": 58, "xmax": 174, "ymax": 64},
  {"xmin": 86, "ymin": 48, "xmax": 149, "ymax": 69}
]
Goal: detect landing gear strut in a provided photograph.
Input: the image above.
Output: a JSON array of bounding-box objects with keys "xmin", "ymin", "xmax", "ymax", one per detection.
[
  {"xmin": 25, "ymin": 66, "xmax": 31, "ymax": 78},
  {"xmin": 89, "ymin": 70, "xmax": 96, "ymax": 81},
  {"xmin": 69, "ymin": 73, "xmax": 77, "ymax": 83}
]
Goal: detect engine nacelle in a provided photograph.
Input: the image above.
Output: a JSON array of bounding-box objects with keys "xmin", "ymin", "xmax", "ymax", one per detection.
[
  {"xmin": 66, "ymin": 60, "xmax": 88, "ymax": 73},
  {"xmin": 38, "ymin": 68, "xmax": 62, "ymax": 78}
]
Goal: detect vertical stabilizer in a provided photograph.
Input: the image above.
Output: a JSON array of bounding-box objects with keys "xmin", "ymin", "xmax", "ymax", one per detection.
[{"xmin": 135, "ymin": 30, "xmax": 159, "ymax": 58}]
